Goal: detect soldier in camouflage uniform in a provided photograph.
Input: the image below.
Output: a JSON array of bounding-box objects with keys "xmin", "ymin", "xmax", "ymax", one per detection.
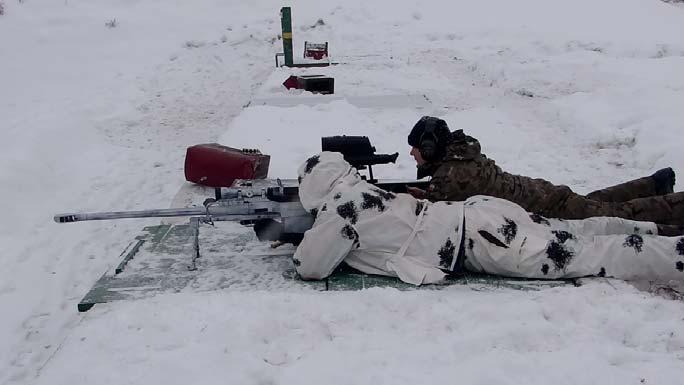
[
  {"xmin": 293, "ymin": 152, "xmax": 684, "ymax": 284},
  {"xmin": 407, "ymin": 116, "xmax": 684, "ymax": 234}
]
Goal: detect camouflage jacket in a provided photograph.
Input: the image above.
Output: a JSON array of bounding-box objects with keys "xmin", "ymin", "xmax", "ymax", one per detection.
[
  {"xmin": 420, "ymin": 132, "xmax": 684, "ymax": 225},
  {"xmin": 422, "ymin": 132, "xmax": 578, "ymax": 217}
]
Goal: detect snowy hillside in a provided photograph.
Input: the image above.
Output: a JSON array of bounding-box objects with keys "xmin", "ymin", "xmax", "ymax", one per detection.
[{"xmin": 1, "ymin": 0, "xmax": 684, "ymax": 383}]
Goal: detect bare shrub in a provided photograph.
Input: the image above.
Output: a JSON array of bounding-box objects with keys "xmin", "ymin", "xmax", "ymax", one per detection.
[
  {"xmin": 105, "ymin": 18, "xmax": 117, "ymax": 28},
  {"xmin": 0, "ymin": 1, "xmax": 5, "ymax": 16}
]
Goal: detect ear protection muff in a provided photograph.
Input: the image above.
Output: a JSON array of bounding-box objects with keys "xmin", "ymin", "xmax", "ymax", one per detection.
[{"xmin": 418, "ymin": 117, "xmax": 441, "ymax": 162}]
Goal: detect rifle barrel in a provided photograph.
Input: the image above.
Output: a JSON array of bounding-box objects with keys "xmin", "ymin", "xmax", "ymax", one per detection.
[{"xmin": 54, "ymin": 207, "xmax": 207, "ymax": 223}]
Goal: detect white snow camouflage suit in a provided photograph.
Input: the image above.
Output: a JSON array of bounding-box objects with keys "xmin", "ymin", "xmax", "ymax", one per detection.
[{"xmin": 293, "ymin": 152, "xmax": 684, "ymax": 285}]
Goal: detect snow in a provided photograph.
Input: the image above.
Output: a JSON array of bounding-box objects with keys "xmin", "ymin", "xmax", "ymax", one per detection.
[
  {"xmin": 30, "ymin": 283, "xmax": 684, "ymax": 385},
  {"xmin": 1, "ymin": 0, "xmax": 684, "ymax": 383}
]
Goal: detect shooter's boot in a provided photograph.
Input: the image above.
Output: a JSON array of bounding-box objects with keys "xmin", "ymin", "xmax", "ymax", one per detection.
[{"xmin": 586, "ymin": 167, "xmax": 676, "ymax": 202}]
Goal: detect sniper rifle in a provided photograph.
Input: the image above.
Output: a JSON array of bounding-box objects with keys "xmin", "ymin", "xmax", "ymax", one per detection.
[{"xmin": 53, "ymin": 136, "xmax": 428, "ymax": 244}]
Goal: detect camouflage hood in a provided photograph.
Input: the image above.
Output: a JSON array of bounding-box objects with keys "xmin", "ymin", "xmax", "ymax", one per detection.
[
  {"xmin": 297, "ymin": 152, "xmax": 361, "ymax": 211},
  {"xmin": 444, "ymin": 129, "xmax": 482, "ymax": 161},
  {"xmin": 417, "ymin": 130, "xmax": 482, "ymax": 178}
]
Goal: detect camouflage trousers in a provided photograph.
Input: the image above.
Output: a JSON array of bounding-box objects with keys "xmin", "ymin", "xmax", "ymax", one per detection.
[
  {"xmin": 553, "ymin": 176, "xmax": 684, "ymax": 231},
  {"xmin": 427, "ymin": 159, "xmax": 684, "ymax": 231},
  {"xmin": 462, "ymin": 195, "xmax": 684, "ymax": 281}
]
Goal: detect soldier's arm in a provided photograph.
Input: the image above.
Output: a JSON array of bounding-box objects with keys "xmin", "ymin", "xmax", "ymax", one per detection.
[
  {"xmin": 406, "ymin": 186, "xmax": 427, "ymax": 199},
  {"xmin": 425, "ymin": 173, "xmax": 451, "ymax": 202},
  {"xmin": 292, "ymin": 209, "xmax": 358, "ymax": 280}
]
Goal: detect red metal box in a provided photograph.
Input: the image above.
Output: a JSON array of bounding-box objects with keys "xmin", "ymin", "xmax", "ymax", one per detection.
[{"xmin": 184, "ymin": 143, "xmax": 270, "ymax": 187}]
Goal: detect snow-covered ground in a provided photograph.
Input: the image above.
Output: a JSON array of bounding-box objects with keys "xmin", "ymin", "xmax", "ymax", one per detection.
[{"xmin": 1, "ymin": 0, "xmax": 684, "ymax": 383}]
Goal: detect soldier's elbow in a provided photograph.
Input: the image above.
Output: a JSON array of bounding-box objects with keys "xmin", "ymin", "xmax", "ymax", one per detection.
[{"xmin": 296, "ymin": 265, "xmax": 329, "ymax": 280}]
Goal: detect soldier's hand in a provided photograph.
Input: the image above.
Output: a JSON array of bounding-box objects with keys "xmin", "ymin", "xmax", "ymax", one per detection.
[
  {"xmin": 406, "ymin": 186, "xmax": 427, "ymax": 199},
  {"xmin": 270, "ymin": 240, "xmax": 285, "ymax": 248}
]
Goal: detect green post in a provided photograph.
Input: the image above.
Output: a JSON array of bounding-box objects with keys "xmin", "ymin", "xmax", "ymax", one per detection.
[{"xmin": 280, "ymin": 7, "xmax": 294, "ymax": 67}]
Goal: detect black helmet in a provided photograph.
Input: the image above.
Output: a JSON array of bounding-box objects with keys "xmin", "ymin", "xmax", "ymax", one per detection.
[{"xmin": 407, "ymin": 116, "xmax": 450, "ymax": 162}]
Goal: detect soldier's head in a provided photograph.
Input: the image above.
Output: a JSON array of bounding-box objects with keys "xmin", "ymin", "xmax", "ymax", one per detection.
[
  {"xmin": 297, "ymin": 152, "xmax": 361, "ymax": 211},
  {"xmin": 407, "ymin": 116, "xmax": 450, "ymax": 165}
]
